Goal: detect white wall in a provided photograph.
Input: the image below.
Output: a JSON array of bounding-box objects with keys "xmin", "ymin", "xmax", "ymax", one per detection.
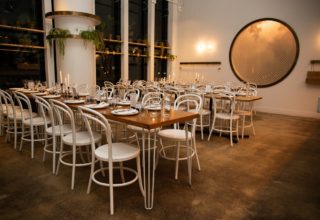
[{"xmin": 176, "ymin": 0, "xmax": 320, "ymax": 118}]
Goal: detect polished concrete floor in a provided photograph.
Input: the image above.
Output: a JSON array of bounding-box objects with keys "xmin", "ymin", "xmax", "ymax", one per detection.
[{"xmin": 0, "ymin": 112, "xmax": 319, "ymax": 219}]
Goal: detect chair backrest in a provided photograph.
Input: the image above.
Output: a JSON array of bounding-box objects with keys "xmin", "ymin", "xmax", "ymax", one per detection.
[
  {"xmin": 213, "ymin": 91, "xmax": 236, "ymax": 116},
  {"xmin": 163, "ymin": 88, "xmax": 179, "ymax": 105},
  {"xmin": 0, "ymin": 89, "xmax": 15, "ymax": 114},
  {"xmin": 13, "ymin": 91, "xmax": 35, "ymax": 122},
  {"xmin": 50, "ymin": 99, "xmax": 76, "ymax": 138},
  {"xmin": 104, "ymin": 81, "xmax": 114, "ymax": 88},
  {"xmin": 78, "ymin": 106, "xmax": 113, "ymax": 158},
  {"xmin": 103, "ymin": 84, "xmax": 114, "ymax": 98},
  {"xmin": 141, "ymin": 92, "xmax": 163, "ymax": 106},
  {"xmin": 33, "ymin": 95, "xmax": 54, "ymax": 132},
  {"xmin": 173, "ymin": 94, "xmax": 202, "ymax": 130},
  {"xmin": 124, "ymin": 88, "xmax": 140, "ymax": 102}
]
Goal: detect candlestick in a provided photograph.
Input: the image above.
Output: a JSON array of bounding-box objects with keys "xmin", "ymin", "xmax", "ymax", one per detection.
[{"xmin": 59, "ymin": 70, "xmax": 63, "ymax": 83}]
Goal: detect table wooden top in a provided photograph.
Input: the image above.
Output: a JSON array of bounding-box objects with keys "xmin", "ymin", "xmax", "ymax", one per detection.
[
  {"xmin": 205, "ymin": 93, "xmax": 262, "ymax": 102},
  {"xmin": 66, "ymin": 101, "xmax": 198, "ymax": 130}
]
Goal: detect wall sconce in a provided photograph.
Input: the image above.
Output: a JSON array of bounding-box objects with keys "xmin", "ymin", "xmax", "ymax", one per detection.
[{"xmin": 195, "ymin": 40, "xmax": 216, "ymax": 54}]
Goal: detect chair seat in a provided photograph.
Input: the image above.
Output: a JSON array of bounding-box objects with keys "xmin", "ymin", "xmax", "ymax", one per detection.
[
  {"xmin": 158, "ymin": 128, "xmax": 192, "ymax": 141},
  {"xmin": 7, "ymin": 110, "xmax": 36, "ymax": 120},
  {"xmin": 23, "ymin": 116, "xmax": 51, "ymax": 126},
  {"xmin": 127, "ymin": 125, "xmax": 159, "ymax": 133},
  {"xmin": 235, "ymin": 110, "xmax": 252, "ymax": 116},
  {"xmin": 63, "ymin": 131, "xmax": 102, "ymax": 146},
  {"xmin": 95, "ymin": 142, "xmax": 140, "ymax": 162},
  {"xmin": 215, "ymin": 112, "xmax": 239, "ymax": 120},
  {"xmin": 190, "ymin": 108, "xmax": 211, "ymax": 115},
  {"xmin": 46, "ymin": 124, "xmax": 73, "ymax": 136}
]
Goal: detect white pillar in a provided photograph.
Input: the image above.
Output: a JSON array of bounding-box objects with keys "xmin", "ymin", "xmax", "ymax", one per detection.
[
  {"xmin": 121, "ymin": 0, "xmax": 129, "ymax": 81},
  {"xmin": 43, "ymin": 0, "xmax": 55, "ymax": 87},
  {"xmin": 167, "ymin": 0, "xmax": 179, "ymax": 82},
  {"xmin": 147, "ymin": 0, "xmax": 156, "ymax": 81},
  {"xmin": 51, "ymin": 0, "xmax": 97, "ymax": 87}
]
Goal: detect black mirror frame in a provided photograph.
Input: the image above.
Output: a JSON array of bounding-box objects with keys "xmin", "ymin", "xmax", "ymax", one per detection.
[{"xmin": 229, "ymin": 18, "xmax": 300, "ymax": 88}]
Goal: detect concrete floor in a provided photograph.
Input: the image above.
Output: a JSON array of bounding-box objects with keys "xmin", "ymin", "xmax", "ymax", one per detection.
[{"xmin": 0, "ymin": 112, "xmax": 319, "ymax": 219}]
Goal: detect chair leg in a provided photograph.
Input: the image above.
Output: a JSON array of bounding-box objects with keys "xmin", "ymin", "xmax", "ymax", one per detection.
[
  {"xmin": 251, "ymin": 114, "xmax": 255, "ymax": 135},
  {"xmin": 87, "ymin": 158, "xmax": 96, "ymax": 194},
  {"xmin": 13, "ymin": 119, "xmax": 17, "ymax": 149},
  {"xmin": 193, "ymin": 135, "xmax": 201, "ymax": 171},
  {"xmin": 31, "ymin": 126, "xmax": 35, "ymax": 158},
  {"xmin": 136, "ymin": 155, "xmax": 145, "ymax": 197},
  {"xmin": 207, "ymin": 117, "xmax": 216, "ymax": 141},
  {"xmin": 229, "ymin": 120, "xmax": 233, "ymax": 147},
  {"xmin": 109, "ymin": 161, "xmax": 114, "ymax": 215},
  {"xmin": 71, "ymin": 145, "xmax": 76, "ymax": 190},
  {"xmin": 119, "ymin": 162, "xmax": 125, "ymax": 183},
  {"xmin": 52, "ymin": 135, "xmax": 56, "ymax": 174},
  {"xmin": 56, "ymin": 138, "xmax": 64, "ymax": 175},
  {"xmin": 200, "ymin": 115, "xmax": 204, "ymax": 140},
  {"xmin": 241, "ymin": 115, "xmax": 245, "ymax": 139},
  {"xmin": 174, "ymin": 141, "xmax": 180, "ymax": 180}
]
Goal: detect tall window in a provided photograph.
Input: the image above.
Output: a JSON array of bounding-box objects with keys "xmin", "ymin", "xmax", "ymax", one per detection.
[
  {"xmin": 129, "ymin": 0, "xmax": 148, "ymax": 81},
  {"xmin": 95, "ymin": 0, "xmax": 121, "ymax": 85},
  {"xmin": 0, "ymin": 0, "xmax": 45, "ymax": 89},
  {"xmin": 154, "ymin": 0, "xmax": 168, "ymax": 80}
]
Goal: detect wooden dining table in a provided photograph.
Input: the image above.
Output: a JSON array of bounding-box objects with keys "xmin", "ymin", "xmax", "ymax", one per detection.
[
  {"xmin": 11, "ymin": 88, "xmax": 199, "ymax": 209},
  {"xmin": 55, "ymin": 98, "xmax": 199, "ymax": 210}
]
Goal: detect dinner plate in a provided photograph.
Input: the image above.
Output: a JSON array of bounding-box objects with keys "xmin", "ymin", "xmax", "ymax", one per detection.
[
  {"xmin": 85, "ymin": 102, "xmax": 109, "ymax": 109},
  {"xmin": 9, "ymin": 87, "xmax": 24, "ymax": 91},
  {"xmin": 144, "ymin": 104, "xmax": 161, "ymax": 111},
  {"xmin": 33, "ymin": 92, "xmax": 47, "ymax": 96},
  {"xmin": 117, "ymin": 100, "xmax": 130, "ymax": 105},
  {"xmin": 64, "ymin": 99, "xmax": 85, "ymax": 104},
  {"xmin": 111, "ymin": 108, "xmax": 139, "ymax": 116},
  {"xmin": 236, "ymin": 92, "xmax": 247, "ymax": 96},
  {"xmin": 23, "ymin": 90, "xmax": 38, "ymax": 93},
  {"xmin": 43, "ymin": 95, "xmax": 61, "ymax": 99}
]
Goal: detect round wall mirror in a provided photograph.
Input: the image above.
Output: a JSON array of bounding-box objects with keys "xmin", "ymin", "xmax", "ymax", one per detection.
[{"xmin": 229, "ymin": 18, "xmax": 299, "ymax": 87}]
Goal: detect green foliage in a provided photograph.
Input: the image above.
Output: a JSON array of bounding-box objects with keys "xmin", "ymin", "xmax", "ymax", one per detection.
[
  {"xmin": 167, "ymin": 54, "xmax": 177, "ymax": 61},
  {"xmin": 79, "ymin": 29, "xmax": 105, "ymax": 51},
  {"xmin": 46, "ymin": 28, "xmax": 71, "ymax": 56}
]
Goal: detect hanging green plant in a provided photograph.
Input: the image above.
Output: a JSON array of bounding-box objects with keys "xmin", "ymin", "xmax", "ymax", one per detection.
[
  {"xmin": 46, "ymin": 28, "xmax": 71, "ymax": 56},
  {"xmin": 167, "ymin": 53, "xmax": 177, "ymax": 61},
  {"xmin": 79, "ymin": 29, "xmax": 105, "ymax": 51}
]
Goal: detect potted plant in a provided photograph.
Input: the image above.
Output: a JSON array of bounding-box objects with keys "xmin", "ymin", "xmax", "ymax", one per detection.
[{"xmin": 46, "ymin": 28, "xmax": 71, "ymax": 56}]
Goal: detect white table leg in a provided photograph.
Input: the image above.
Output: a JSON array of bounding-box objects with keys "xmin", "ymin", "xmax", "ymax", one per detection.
[{"xmin": 141, "ymin": 129, "xmax": 157, "ymax": 209}]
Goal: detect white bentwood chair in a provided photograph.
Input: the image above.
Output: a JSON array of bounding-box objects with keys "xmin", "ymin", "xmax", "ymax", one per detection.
[
  {"xmin": 208, "ymin": 91, "xmax": 239, "ymax": 146},
  {"xmin": 78, "ymin": 106, "xmax": 144, "ymax": 215},
  {"xmin": 13, "ymin": 91, "xmax": 50, "ymax": 158},
  {"xmin": 157, "ymin": 94, "xmax": 202, "ymax": 185},
  {"xmin": 50, "ymin": 99, "xmax": 102, "ymax": 190},
  {"xmin": 34, "ymin": 95, "xmax": 72, "ymax": 173}
]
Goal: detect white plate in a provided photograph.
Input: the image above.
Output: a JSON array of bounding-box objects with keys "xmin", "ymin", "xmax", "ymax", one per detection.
[
  {"xmin": 144, "ymin": 104, "xmax": 161, "ymax": 111},
  {"xmin": 9, "ymin": 87, "xmax": 23, "ymax": 91},
  {"xmin": 85, "ymin": 102, "xmax": 109, "ymax": 109},
  {"xmin": 23, "ymin": 90, "xmax": 38, "ymax": 93},
  {"xmin": 117, "ymin": 100, "xmax": 131, "ymax": 105},
  {"xmin": 34, "ymin": 92, "xmax": 47, "ymax": 96},
  {"xmin": 236, "ymin": 92, "xmax": 247, "ymax": 96},
  {"xmin": 64, "ymin": 99, "xmax": 85, "ymax": 104},
  {"xmin": 111, "ymin": 108, "xmax": 139, "ymax": 116},
  {"xmin": 43, "ymin": 95, "xmax": 61, "ymax": 99}
]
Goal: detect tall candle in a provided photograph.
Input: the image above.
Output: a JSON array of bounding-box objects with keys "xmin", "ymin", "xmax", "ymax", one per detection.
[
  {"xmin": 59, "ymin": 71, "xmax": 62, "ymax": 84},
  {"xmin": 67, "ymin": 74, "xmax": 70, "ymax": 87}
]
